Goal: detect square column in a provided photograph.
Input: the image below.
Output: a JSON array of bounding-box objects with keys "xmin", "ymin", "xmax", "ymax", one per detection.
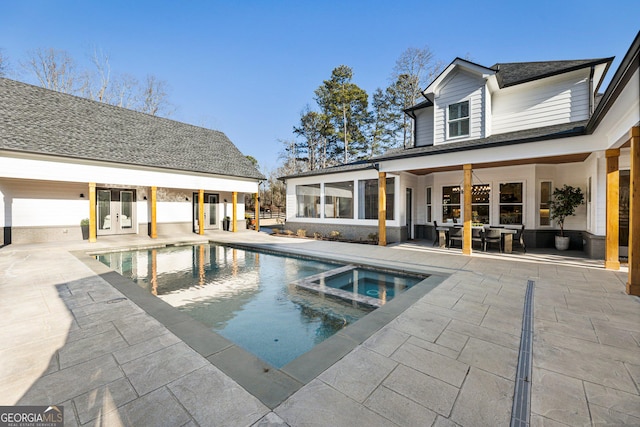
[
  {"xmin": 232, "ymin": 192, "xmax": 238, "ymax": 232},
  {"xmin": 88, "ymin": 182, "xmax": 97, "ymax": 243},
  {"xmin": 378, "ymin": 172, "xmax": 387, "ymax": 246},
  {"xmin": 605, "ymin": 149, "xmax": 620, "ymax": 270},
  {"xmin": 150, "ymin": 186, "xmax": 158, "ymax": 239},
  {"xmin": 198, "ymin": 189, "xmax": 204, "ymax": 235},
  {"xmin": 627, "ymin": 127, "xmax": 640, "ymax": 295},
  {"xmin": 254, "ymin": 192, "xmax": 260, "ymax": 231},
  {"xmin": 463, "ymin": 164, "xmax": 472, "ymax": 255}
]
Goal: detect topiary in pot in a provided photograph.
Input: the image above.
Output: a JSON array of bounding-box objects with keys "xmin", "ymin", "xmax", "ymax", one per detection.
[{"xmin": 549, "ymin": 184, "xmax": 584, "ymax": 250}]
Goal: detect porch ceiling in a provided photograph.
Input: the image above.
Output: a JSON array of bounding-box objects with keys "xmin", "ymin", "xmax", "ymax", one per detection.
[{"xmin": 404, "ymin": 152, "xmax": 591, "ymax": 175}]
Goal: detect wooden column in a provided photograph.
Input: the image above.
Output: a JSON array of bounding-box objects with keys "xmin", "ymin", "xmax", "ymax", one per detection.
[
  {"xmin": 627, "ymin": 127, "xmax": 640, "ymax": 295},
  {"xmin": 462, "ymin": 164, "xmax": 472, "ymax": 255},
  {"xmin": 378, "ymin": 172, "xmax": 387, "ymax": 246},
  {"xmin": 88, "ymin": 182, "xmax": 97, "ymax": 243},
  {"xmin": 150, "ymin": 186, "xmax": 158, "ymax": 239},
  {"xmin": 254, "ymin": 192, "xmax": 260, "ymax": 231},
  {"xmin": 232, "ymin": 191, "xmax": 238, "ymax": 232},
  {"xmin": 198, "ymin": 189, "xmax": 204, "ymax": 235},
  {"xmin": 605, "ymin": 149, "xmax": 620, "ymax": 270}
]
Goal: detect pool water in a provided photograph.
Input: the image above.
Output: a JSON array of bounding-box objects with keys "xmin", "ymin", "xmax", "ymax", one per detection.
[
  {"xmin": 96, "ymin": 244, "xmax": 424, "ymax": 368},
  {"xmin": 322, "ymin": 269, "xmax": 422, "ymax": 300}
]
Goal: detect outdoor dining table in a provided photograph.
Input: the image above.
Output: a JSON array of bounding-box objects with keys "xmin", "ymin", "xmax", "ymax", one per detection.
[{"xmin": 435, "ymin": 224, "xmax": 518, "ymax": 253}]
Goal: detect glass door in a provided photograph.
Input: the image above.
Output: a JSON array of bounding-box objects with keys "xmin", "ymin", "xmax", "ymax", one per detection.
[
  {"xmin": 96, "ymin": 189, "xmax": 136, "ymax": 235},
  {"xmin": 193, "ymin": 193, "xmax": 220, "ymax": 231}
]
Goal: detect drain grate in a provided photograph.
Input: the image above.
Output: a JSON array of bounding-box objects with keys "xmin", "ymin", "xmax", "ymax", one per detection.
[{"xmin": 511, "ymin": 279, "xmax": 534, "ymax": 427}]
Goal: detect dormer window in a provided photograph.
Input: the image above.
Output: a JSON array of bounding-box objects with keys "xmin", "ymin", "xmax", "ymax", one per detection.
[{"xmin": 448, "ymin": 101, "xmax": 469, "ymax": 138}]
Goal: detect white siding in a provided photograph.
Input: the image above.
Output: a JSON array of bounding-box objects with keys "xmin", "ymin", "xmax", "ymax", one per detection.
[
  {"xmin": 492, "ymin": 69, "xmax": 590, "ymax": 134},
  {"xmin": 434, "ymin": 70, "xmax": 486, "ymax": 144},
  {"xmin": 414, "ymin": 107, "xmax": 434, "ymax": 147}
]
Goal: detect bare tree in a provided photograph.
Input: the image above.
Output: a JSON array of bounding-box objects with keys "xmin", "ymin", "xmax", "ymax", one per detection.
[
  {"xmin": 391, "ymin": 46, "xmax": 443, "ymax": 147},
  {"xmin": 138, "ymin": 74, "xmax": 173, "ymax": 116},
  {"xmin": 22, "ymin": 48, "xmax": 83, "ymax": 94},
  {"xmin": 0, "ymin": 48, "xmax": 9, "ymax": 77},
  {"xmin": 83, "ymin": 47, "xmax": 111, "ymax": 102}
]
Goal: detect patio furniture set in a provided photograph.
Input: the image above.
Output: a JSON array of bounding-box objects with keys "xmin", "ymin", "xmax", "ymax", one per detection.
[{"xmin": 433, "ymin": 221, "xmax": 526, "ymax": 254}]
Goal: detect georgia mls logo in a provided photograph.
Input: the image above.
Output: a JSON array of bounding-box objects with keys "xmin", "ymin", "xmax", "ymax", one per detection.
[{"xmin": 0, "ymin": 405, "xmax": 64, "ymax": 427}]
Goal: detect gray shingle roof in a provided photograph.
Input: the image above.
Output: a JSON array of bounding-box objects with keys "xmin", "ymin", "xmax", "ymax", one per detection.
[
  {"xmin": 491, "ymin": 58, "xmax": 612, "ymax": 88},
  {"xmin": 283, "ymin": 121, "xmax": 588, "ymax": 179},
  {"xmin": 0, "ymin": 78, "xmax": 265, "ymax": 180}
]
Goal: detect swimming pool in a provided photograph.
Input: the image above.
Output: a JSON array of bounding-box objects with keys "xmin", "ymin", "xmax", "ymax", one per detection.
[{"xmin": 96, "ymin": 243, "xmax": 425, "ymax": 367}]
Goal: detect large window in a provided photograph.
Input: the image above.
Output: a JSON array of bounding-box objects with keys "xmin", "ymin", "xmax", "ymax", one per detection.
[
  {"xmin": 296, "ymin": 184, "xmax": 320, "ymax": 218},
  {"xmin": 358, "ymin": 177, "xmax": 395, "ymax": 220},
  {"xmin": 325, "ymin": 181, "xmax": 353, "ymax": 219},
  {"xmin": 539, "ymin": 181, "xmax": 552, "ymax": 226},
  {"xmin": 448, "ymin": 101, "xmax": 469, "ymax": 138},
  {"xmin": 471, "ymin": 184, "xmax": 490, "ymax": 224},
  {"xmin": 499, "ymin": 182, "xmax": 523, "ymax": 224},
  {"xmin": 426, "ymin": 187, "xmax": 432, "ymax": 223},
  {"xmin": 442, "ymin": 186, "xmax": 461, "ymax": 222}
]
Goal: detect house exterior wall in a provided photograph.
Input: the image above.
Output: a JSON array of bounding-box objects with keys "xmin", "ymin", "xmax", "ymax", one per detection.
[
  {"xmin": 492, "ymin": 69, "xmax": 590, "ymax": 134},
  {"xmin": 415, "ymin": 107, "xmax": 434, "ymax": 147},
  {"xmin": 0, "ymin": 152, "xmax": 256, "ymax": 243},
  {"xmin": 434, "ymin": 70, "xmax": 486, "ymax": 144}
]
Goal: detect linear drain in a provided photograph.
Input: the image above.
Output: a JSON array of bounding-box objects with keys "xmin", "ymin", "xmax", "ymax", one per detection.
[{"xmin": 511, "ymin": 279, "xmax": 534, "ymax": 427}]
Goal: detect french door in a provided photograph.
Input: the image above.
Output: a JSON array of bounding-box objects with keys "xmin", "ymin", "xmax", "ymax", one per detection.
[
  {"xmin": 97, "ymin": 189, "xmax": 136, "ymax": 235},
  {"xmin": 193, "ymin": 193, "xmax": 219, "ymax": 231}
]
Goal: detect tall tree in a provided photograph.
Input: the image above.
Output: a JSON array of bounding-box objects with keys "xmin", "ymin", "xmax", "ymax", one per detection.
[
  {"xmin": 363, "ymin": 87, "xmax": 401, "ymax": 158},
  {"xmin": 314, "ymin": 65, "xmax": 368, "ymax": 164},
  {"xmin": 138, "ymin": 74, "xmax": 172, "ymax": 116},
  {"xmin": 390, "ymin": 46, "xmax": 442, "ymax": 147},
  {"xmin": 293, "ymin": 106, "xmax": 332, "ymax": 170}
]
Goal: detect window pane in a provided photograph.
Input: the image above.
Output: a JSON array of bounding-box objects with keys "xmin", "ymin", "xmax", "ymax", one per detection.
[
  {"xmin": 325, "ymin": 181, "xmax": 353, "ymax": 219},
  {"xmin": 296, "ymin": 184, "xmax": 320, "ymax": 218},
  {"xmin": 472, "ymin": 185, "xmax": 490, "ymax": 203},
  {"xmin": 500, "ymin": 183, "xmax": 523, "ymax": 203},
  {"xmin": 500, "ymin": 205, "xmax": 522, "ymax": 224},
  {"xmin": 473, "ymin": 205, "xmax": 490, "ymax": 224},
  {"xmin": 442, "ymin": 185, "xmax": 460, "ymax": 221},
  {"xmin": 449, "ymin": 104, "xmax": 459, "ymax": 120},
  {"xmin": 540, "ymin": 181, "xmax": 551, "ymax": 226},
  {"xmin": 460, "ymin": 101, "xmax": 469, "ymax": 117},
  {"xmin": 357, "ymin": 178, "xmax": 394, "ymax": 220},
  {"xmin": 460, "ymin": 119, "xmax": 469, "ymax": 136},
  {"xmin": 426, "ymin": 187, "xmax": 432, "ymax": 204}
]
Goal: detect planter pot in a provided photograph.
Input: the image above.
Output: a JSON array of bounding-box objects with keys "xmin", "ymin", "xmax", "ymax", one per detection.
[
  {"xmin": 223, "ymin": 219, "xmax": 230, "ymax": 231},
  {"xmin": 81, "ymin": 224, "xmax": 89, "ymax": 240},
  {"xmin": 555, "ymin": 235, "xmax": 570, "ymax": 251}
]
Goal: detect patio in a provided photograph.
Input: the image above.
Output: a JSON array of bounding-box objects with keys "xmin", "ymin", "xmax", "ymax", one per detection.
[{"xmin": 0, "ymin": 230, "xmax": 638, "ymax": 426}]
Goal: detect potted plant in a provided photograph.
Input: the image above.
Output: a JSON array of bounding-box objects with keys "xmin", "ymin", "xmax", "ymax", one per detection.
[
  {"xmin": 80, "ymin": 218, "xmax": 90, "ymax": 240},
  {"xmin": 549, "ymin": 184, "xmax": 584, "ymax": 250},
  {"xmin": 223, "ymin": 216, "xmax": 231, "ymax": 231}
]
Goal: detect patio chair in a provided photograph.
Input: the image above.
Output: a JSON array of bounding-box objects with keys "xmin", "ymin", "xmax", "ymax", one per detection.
[
  {"xmin": 433, "ymin": 220, "xmax": 441, "ymax": 247},
  {"xmin": 448, "ymin": 226, "xmax": 463, "ymax": 249},
  {"xmin": 506, "ymin": 224, "xmax": 526, "ymax": 253},
  {"xmin": 471, "ymin": 227, "xmax": 484, "ymax": 250},
  {"xmin": 484, "ymin": 228, "xmax": 502, "ymax": 252}
]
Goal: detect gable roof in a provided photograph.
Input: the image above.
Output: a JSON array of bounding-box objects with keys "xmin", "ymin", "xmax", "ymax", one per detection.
[
  {"xmin": 491, "ymin": 58, "xmax": 613, "ymax": 88},
  {"xmin": 0, "ymin": 78, "xmax": 265, "ymax": 180}
]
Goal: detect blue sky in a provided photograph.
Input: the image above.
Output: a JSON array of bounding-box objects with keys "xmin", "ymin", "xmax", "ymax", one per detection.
[{"xmin": 1, "ymin": 1, "xmax": 638, "ymax": 172}]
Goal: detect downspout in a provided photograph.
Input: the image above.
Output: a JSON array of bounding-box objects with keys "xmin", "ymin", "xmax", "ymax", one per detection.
[{"xmin": 588, "ymin": 65, "xmax": 595, "ymax": 115}]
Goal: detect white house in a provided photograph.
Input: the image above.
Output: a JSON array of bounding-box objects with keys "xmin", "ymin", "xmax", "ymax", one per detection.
[
  {"xmin": 283, "ymin": 32, "xmax": 640, "ymax": 294},
  {"xmin": 0, "ymin": 78, "xmax": 264, "ymax": 245}
]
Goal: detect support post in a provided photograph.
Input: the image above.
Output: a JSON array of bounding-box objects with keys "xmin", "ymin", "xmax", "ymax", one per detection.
[
  {"xmin": 627, "ymin": 127, "xmax": 640, "ymax": 295},
  {"xmin": 378, "ymin": 172, "xmax": 387, "ymax": 246},
  {"xmin": 88, "ymin": 182, "xmax": 97, "ymax": 243},
  {"xmin": 254, "ymin": 192, "xmax": 260, "ymax": 231},
  {"xmin": 462, "ymin": 164, "xmax": 472, "ymax": 255},
  {"xmin": 198, "ymin": 189, "xmax": 204, "ymax": 235},
  {"xmin": 605, "ymin": 149, "xmax": 620, "ymax": 270},
  {"xmin": 150, "ymin": 186, "xmax": 158, "ymax": 239},
  {"xmin": 232, "ymin": 191, "xmax": 238, "ymax": 232}
]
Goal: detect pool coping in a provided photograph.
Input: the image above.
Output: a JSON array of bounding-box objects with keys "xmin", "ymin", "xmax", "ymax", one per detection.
[{"xmin": 72, "ymin": 241, "xmax": 448, "ymax": 409}]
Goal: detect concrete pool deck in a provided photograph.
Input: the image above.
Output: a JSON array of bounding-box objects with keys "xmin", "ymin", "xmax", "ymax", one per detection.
[{"xmin": 1, "ymin": 230, "xmax": 639, "ymax": 426}]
